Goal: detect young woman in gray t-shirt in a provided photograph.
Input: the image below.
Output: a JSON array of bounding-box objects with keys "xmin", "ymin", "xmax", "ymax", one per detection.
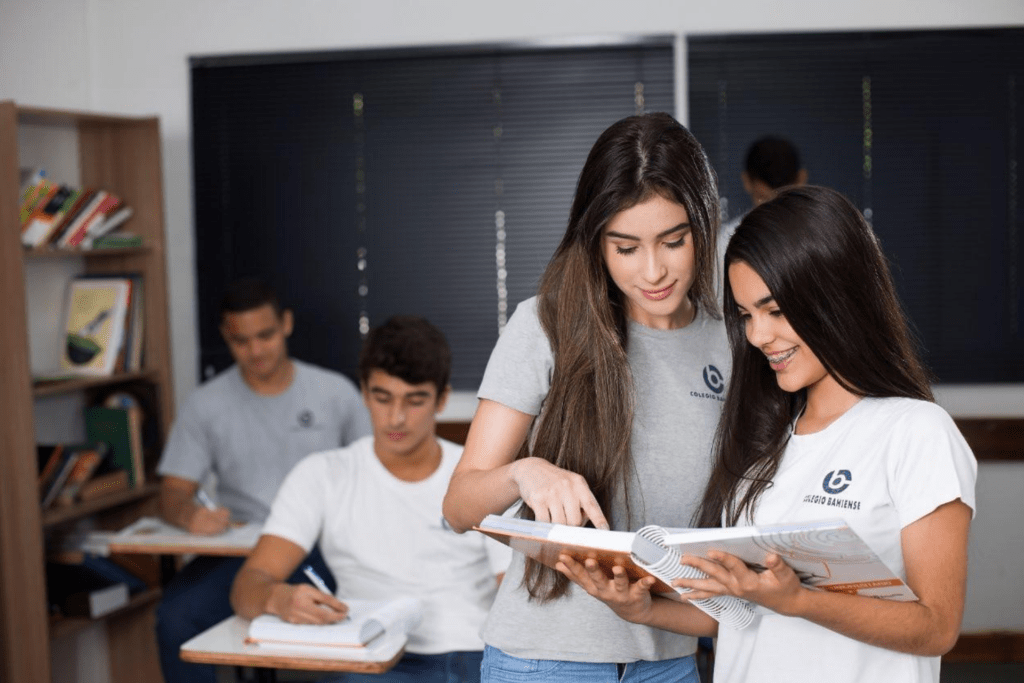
[{"xmin": 443, "ymin": 112, "xmax": 728, "ymax": 682}]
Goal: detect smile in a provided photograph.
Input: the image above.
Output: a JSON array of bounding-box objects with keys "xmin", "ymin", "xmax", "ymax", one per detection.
[
  {"xmin": 641, "ymin": 284, "xmax": 674, "ymax": 301},
  {"xmin": 766, "ymin": 348, "xmax": 796, "ymax": 370}
]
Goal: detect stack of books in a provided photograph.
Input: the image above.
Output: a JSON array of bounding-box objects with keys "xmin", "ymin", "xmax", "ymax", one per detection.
[
  {"xmin": 18, "ymin": 168, "xmax": 134, "ymax": 250},
  {"xmin": 37, "ymin": 390, "xmax": 151, "ymax": 508},
  {"xmin": 37, "ymin": 443, "xmax": 121, "ymax": 509}
]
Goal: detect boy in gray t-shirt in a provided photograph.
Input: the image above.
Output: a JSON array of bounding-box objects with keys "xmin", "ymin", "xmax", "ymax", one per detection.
[{"xmin": 154, "ymin": 278, "xmax": 370, "ymax": 683}]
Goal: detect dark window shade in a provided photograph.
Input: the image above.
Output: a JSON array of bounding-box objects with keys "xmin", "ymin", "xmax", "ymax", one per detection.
[
  {"xmin": 688, "ymin": 29, "xmax": 1024, "ymax": 383},
  {"xmin": 192, "ymin": 41, "xmax": 674, "ymax": 388}
]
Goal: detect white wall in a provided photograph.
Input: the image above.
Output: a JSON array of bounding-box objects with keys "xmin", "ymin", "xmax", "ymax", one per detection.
[
  {"xmin": 3, "ymin": 0, "xmax": 1023, "ymax": 661},
  {"xmin": 4, "ymin": 0, "xmax": 1021, "ymax": 412}
]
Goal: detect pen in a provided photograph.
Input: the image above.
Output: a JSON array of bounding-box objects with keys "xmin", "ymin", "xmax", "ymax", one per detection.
[
  {"xmin": 195, "ymin": 488, "xmax": 218, "ymax": 511},
  {"xmin": 303, "ymin": 565, "xmax": 332, "ymax": 595},
  {"xmin": 304, "ymin": 565, "xmax": 345, "ymax": 617}
]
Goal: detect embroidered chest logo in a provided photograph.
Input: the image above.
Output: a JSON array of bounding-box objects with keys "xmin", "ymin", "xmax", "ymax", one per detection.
[
  {"xmin": 822, "ymin": 469, "xmax": 852, "ymax": 494},
  {"xmin": 803, "ymin": 469, "xmax": 861, "ymax": 510},
  {"xmin": 297, "ymin": 410, "xmax": 314, "ymax": 428},
  {"xmin": 691, "ymin": 365, "xmax": 726, "ymax": 402},
  {"xmin": 703, "ymin": 365, "xmax": 725, "ymax": 394}
]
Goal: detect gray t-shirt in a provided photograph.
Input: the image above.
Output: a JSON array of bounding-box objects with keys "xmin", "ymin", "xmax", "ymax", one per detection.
[
  {"xmin": 477, "ymin": 297, "xmax": 730, "ymax": 663},
  {"xmin": 157, "ymin": 359, "xmax": 371, "ymax": 523}
]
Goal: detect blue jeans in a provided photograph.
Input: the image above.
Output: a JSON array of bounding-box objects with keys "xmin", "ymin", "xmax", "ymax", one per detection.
[
  {"xmin": 481, "ymin": 645, "xmax": 698, "ymax": 683},
  {"xmin": 155, "ymin": 546, "xmax": 335, "ymax": 683},
  {"xmin": 321, "ymin": 650, "xmax": 483, "ymax": 683}
]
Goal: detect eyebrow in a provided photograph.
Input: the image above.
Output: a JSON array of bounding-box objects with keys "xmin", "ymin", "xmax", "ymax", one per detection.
[
  {"xmin": 754, "ymin": 294, "xmax": 775, "ymax": 308},
  {"xmin": 369, "ymin": 387, "xmax": 432, "ymax": 399},
  {"xmin": 226, "ymin": 326, "xmax": 276, "ymax": 342},
  {"xmin": 738, "ymin": 294, "xmax": 776, "ymax": 312},
  {"xmin": 604, "ymin": 223, "xmax": 691, "ymax": 241}
]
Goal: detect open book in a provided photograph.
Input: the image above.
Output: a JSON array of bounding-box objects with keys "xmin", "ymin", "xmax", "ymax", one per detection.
[
  {"xmin": 247, "ymin": 597, "xmax": 423, "ymax": 657},
  {"xmin": 475, "ymin": 515, "xmax": 917, "ymax": 630}
]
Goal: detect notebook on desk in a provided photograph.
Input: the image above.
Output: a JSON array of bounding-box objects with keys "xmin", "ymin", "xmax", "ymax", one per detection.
[
  {"xmin": 107, "ymin": 516, "xmax": 262, "ymax": 555},
  {"xmin": 247, "ymin": 597, "xmax": 422, "ymax": 657}
]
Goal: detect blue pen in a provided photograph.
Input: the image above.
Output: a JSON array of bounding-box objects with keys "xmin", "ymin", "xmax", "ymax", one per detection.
[
  {"xmin": 303, "ymin": 565, "xmax": 347, "ymax": 618},
  {"xmin": 302, "ymin": 565, "xmax": 332, "ymax": 595}
]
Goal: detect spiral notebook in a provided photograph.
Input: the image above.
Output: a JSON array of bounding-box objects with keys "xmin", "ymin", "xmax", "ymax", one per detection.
[{"xmin": 475, "ymin": 515, "xmax": 916, "ymax": 630}]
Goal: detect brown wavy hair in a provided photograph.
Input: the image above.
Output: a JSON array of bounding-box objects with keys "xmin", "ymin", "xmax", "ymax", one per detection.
[
  {"xmin": 519, "ymin": 112, "xmax": 720, "ymax": 600},
  {"xmin": 696, "ymin": 186, "xmax": 933, "ymax": 528}
]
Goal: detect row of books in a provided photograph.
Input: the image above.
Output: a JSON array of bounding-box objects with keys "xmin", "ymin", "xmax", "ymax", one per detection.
[
  {"xmin": 37, "ymin": 393, "xmax": 147, "ymax": 510},
  {"xmin": 18, "ymin": 168, "xmax": 134, "ymax": 249},
  {"xmin": 57, "ymin": 275, "xmax": 145, "ymax": 377}
]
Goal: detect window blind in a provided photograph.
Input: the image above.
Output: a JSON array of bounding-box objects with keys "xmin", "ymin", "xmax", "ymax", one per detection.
[
  {"xmin": 191, "ymin": 40, "xmax": 674, "ymax": 388},
  {"xmin": 689, "ymin": 29, "xmax": 1024, "ymax": 383}
]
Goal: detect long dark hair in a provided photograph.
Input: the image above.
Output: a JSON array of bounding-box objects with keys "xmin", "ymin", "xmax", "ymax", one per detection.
[
  {"xmin": 697, "ymin": 185, "xmax": 933, "ymax": 528},
  {"xmin": 521, "ymin": 112, "xmax": 720, "ymax": 600}
]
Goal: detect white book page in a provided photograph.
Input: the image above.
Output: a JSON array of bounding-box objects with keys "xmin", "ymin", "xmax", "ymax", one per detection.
[{"xmin": 545, "ymin": 525, "xmax": 635, "ymax": 552}]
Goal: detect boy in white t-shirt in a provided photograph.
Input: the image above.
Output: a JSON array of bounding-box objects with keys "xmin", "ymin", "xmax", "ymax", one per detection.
[{"xmin": 231, "ymin": 316, "xmax": 509, "ymax": 682}]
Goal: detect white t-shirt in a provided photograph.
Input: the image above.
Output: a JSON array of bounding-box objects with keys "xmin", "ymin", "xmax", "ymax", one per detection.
[
  {"xmin": 261, "ymin": 436, "xmax": 511, "ymax": 655},
  {"xmin": 714, "ymin": 397, "xmax": 977, "ymax": 683}
]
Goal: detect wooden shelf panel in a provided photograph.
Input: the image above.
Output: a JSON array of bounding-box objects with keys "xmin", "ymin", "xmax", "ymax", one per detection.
[
  {"xmin": 32, "ymin": 370, "xmax": 160, "ymax": 397},
  {"xmin": 17, "ymin": 105, "xmax": 156, "ymax": 128},
  {"xmin": 42, "ymin": 482, "xmax": 160, "ymax": 529},
  {"xmin": 49, "ymin": 586, "xmax": 161, "ymax": 641},
  {"xmin": 24, "ymin": 246, "xmax": 151, "ymax": 260}
]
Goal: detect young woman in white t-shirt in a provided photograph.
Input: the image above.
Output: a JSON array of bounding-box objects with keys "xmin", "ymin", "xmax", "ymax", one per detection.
[
  {"xmin": 443, "ymin": 113, "xmax": 727, "ymax": 682},
  {"xmin": 557, "ymin": 185, "xmax": 976, "ymax": 683}
]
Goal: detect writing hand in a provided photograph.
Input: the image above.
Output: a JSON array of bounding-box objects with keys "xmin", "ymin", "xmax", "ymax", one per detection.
[
  {"xmin": 512, "ymin": 457, "xmax": 609, "ymax": 529},
  {"xmin": 674, "ymin": 551, "xmax": 805, "ymax": 616},
  {"xmin": 556, "ymin": 554, "xmax": 655, "ymax": 624},
  {"xmin": 187, "ymin": 505, "xmax": 230, "ymax": 535},
  {"xmin": 270, "ymin": 584, "xmax": 349, "ymax": 625}
]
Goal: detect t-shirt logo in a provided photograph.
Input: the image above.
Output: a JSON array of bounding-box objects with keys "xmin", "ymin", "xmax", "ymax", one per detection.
[
  {"xmin": 703, "ymin": 365, "xmax": 725, "ymax": 394},
  {"xmin": 297, "ymin": 410, "xmax": 314, "ymax": 428},
  {"xmin": 822, "ymin": 469, "xmax": 852, "ymax": 494}
]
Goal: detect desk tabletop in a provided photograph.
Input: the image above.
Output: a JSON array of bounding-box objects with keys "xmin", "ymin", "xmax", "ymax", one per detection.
[
  {"xmin": 181, "ymin": 616, "xmax": 404, "ymax": 673},
  {"xmin": 97, "ymin": 517, "xmax": 260, "ymax": 556}
]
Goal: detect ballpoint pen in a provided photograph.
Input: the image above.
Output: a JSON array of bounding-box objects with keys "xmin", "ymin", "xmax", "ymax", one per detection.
[
  {"xmin": 303, "ymin": 565, "xmax": 347, "ymax": 617},
  {"xmin": 303, "ymin": 565, "xmax": 332, "ymax": 595},
  {"xmin": 196, "ymin": 488, "xmax": 218, "ymax": 511}
]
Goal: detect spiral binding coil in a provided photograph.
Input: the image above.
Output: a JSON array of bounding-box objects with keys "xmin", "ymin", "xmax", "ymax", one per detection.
[{"xmin": 633, "ymin": 525, "xmax": 756, "ymax": 630}]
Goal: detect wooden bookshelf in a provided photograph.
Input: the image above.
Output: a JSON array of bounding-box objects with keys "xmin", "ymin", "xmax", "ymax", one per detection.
[
  {"xmin": 0, "ymin": 101, "xmax": 174, "ymax": 683},
  {"xmin": 33, "ymin": 370, "xmax": 161, "ymax": 398},
  {"xmin": 41, "ymin": 482, "xmax": 161, "ymax": 529},
  {"xmin": 24, "ymin": 245, "xmax": 152, "ymax": 259}
]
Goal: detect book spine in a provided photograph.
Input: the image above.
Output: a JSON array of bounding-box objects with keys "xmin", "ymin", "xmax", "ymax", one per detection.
[
  {"xmin": 58, "ymin": 191, "xmax": 108, "ymax": 248},
  {"xmin": 65, "ymin": 194, "xmax": 120, "ymax": 247}
]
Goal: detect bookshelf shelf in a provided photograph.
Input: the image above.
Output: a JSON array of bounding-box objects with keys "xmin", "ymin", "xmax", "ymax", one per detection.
[
  {"xmin": 42, "ymin": 482, "xmax": 160, "ymax": 529},
  {"xmin": 49, "ymin": 587, "xmax": 162, "ymax": 641},
  {"xmin": 24, "ymin": 245, "xmax": 151, "ymax": 260},
  {"xmin": 0, "ymin": 101, "xmax": 173, "ymax": 682},
  {"xmin": 33, "ymin": 370, "xmax": 161, "ymax": 397}
]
